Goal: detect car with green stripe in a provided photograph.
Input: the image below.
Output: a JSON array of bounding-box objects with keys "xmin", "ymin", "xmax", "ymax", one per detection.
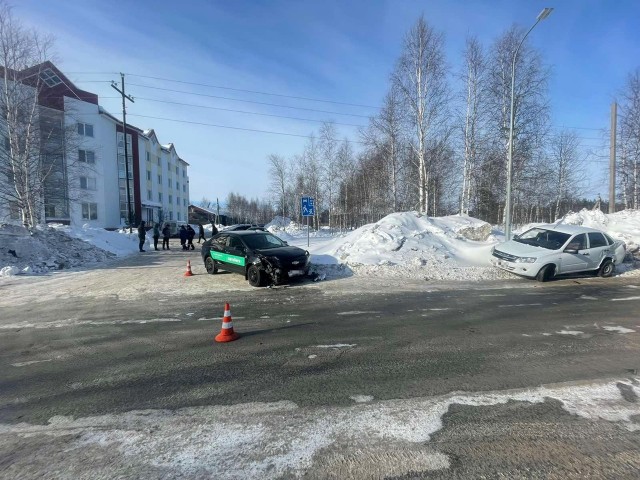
[{"xmin": 201, "ymin": 231, "xmax": 310, "ymax": 287}]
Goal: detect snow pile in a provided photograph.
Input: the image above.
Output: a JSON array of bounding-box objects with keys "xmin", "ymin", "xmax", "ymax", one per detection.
[
  {"xmin": 265, "ymin": 216, "xmax": 292, "ymax": 229},
  {"xmin": 302, "ymin": 212, "xmax": 507, "ymax": 281},
  {"xmin": 559, "ymin": 209, "xmax": 640, "ymax": 252},
  {"xmin": 0, "ymin": 223, "xmax": 140, "ymax": 276}
]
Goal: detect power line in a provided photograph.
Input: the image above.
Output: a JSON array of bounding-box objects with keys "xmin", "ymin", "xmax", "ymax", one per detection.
[
  {"xmin": 125, "ymin": 73, "xmax": 380, "ymax": 110},
  {"xmin": 125, "ymin": 82, "xmax": 372, "ymax": 118},
  {"xmin": 131, "ymin": 96, "xmax": 365, "ymax": 127},
  {"xmin": 127, "ymin": 113, "xmax": 366, "ymax": 143}
]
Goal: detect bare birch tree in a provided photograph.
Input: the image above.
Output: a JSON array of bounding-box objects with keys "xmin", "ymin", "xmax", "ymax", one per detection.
[
  {"xmin": 267, "ymin": 153, "xmax": 288, "ymax": 220},
  {"xmin": 392, "ymin": 15, "xmax": 449, "ymax": 213},
  {"xmin": 619, "ymin": 69, "xmax": 640, "ymax": 209},
  {"xmin": 549, "ymin": 130, "xmax": 583, "ymax": 220},
  {"xmin": 0, "ymin": 2, "xmax": 56, "ymax": 227}
]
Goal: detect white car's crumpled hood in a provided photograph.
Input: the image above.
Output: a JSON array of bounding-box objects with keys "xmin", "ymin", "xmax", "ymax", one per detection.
[{"xmin": 494, "ymin": 240, "xmax": 554, "ymax": 258}]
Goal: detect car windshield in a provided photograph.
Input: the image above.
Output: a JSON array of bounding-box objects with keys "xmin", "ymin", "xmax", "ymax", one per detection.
[
  {"xmin": 242, "ymin": 233, "xmax": 287, "ymax": 250},
  {"xmin": 514, "ymin": 228, "xmax": 571, "ymax": 250}
]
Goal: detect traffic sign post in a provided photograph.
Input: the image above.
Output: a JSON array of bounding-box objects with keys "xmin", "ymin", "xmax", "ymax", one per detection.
[{"xmin": 301, "ymin": 196, "xmax": 315, "ymax": 247}]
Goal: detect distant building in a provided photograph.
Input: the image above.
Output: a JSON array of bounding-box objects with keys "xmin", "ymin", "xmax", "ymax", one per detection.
[{"xmin": 0, "ymin": 62, "xmax": 189, "ymax": 229}]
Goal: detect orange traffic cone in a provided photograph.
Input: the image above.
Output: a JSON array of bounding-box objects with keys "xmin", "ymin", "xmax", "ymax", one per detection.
[
  {"xmin": 215, "ymin": 303, "xmax": 240, "ymax": 343},
  {"xmin": 184, "ymin": 259, "xmax": 194, "ymax": 277}
]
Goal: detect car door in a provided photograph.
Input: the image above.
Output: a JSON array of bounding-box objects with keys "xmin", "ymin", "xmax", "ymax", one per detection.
[
  {"xmin": 560, "ymin": 233, "xmax": 591, "ymax": 274},
  {"xmin": 208, "ymin": 234, "xmax": 232, "ymax": 271},
  {"xmin": 587, "ymin": 232, "xmax": 610, "ymax": 269},
  {"xmin": 221, "ymin": 235, "xmax": 248, "ymax": 273}
]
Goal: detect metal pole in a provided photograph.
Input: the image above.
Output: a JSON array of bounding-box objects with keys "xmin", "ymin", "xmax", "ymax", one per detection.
[
  {"xmin": 307, "ymin": 214, "xmax": 309, "ymax": 248},
  {"xmin": 609, "ymin": 102, "xmax": 617, "ymax": 213},
  {"xmin": 505, "ymin": 17, "xmax": 544, "ymax": 241},
  {"xmin": 111, "ymin": 74, "xmax": 135, "ymax": 233}
]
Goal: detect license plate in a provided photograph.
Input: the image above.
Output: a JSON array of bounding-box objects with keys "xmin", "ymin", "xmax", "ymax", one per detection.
[{"xmin": 288, "ymin": 269, "xmax": 305, "ymax": 276}]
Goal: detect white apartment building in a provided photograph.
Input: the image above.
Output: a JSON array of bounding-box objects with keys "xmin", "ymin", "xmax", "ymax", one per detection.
[{"xmin": 0, "ymin": 62, "xmax": 190, "ymax": 229}]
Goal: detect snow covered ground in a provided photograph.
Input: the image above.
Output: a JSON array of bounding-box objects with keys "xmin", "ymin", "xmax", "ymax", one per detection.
[{"xmin": 2, "ymin": 209, "xmax": 640, "ymax": 281}]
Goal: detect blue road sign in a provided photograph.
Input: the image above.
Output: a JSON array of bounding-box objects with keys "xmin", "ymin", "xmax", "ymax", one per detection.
[{"xmin": 301, "ymin": 196, "xmax": 315, "ymax": 217}]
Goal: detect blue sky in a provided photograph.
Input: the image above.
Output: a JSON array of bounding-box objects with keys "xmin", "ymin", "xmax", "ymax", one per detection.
[{"xmin": 17, "ymin": 0, "xmax": 640, "ymax": 204}]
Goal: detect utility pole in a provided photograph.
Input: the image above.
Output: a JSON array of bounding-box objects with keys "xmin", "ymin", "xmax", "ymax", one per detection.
[
  {"xmin": 609, "ymin": 102, "xmax": 617, "ymax": 214},
  {"xmin": 111, "ymin": 73, "xmax": 135, "ymax": 232}
]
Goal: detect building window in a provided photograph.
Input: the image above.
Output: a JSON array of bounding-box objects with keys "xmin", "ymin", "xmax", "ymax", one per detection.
[
  {"xmin": 169, "ymin": 194, "xmax": 172, "ymax": 204},
  {"xmin": 157, "ymin": 156, "xmax": 161, "ymax": 166},
  {"xmin": 176, "ymin": 181, "xmax": 179, "ymax": 190},
  {"xmin": 183, "ymin": 184, "xmax": 186, "ymax": 193},
  {"xmin": 177, "ymin": 196, "xmax": 180, "ymax": 205},
  {"xmin": 146, "ymin": 152, "xmax": 150, "ymax": 162},
  {"xmin": 81, "ymin": 202, "xmax": 98, "ymax": 220},
  {"xmin": 78, "ymin": 149, "xmax": 95, "ymax": 164},
  {"xmin": 175, "ymin": 166, "xmax": 179, "ymax": 175},
  {"xmin": 182, "ymin": 168, "xmax": 185, "ymax": 178},
  {"xmin": 183, "ymin": 198, "xmax": 187, "ymax": 207},
  {"xmin": 158, "ymin": 174, "xmax": 162, "ymax": 185},
  {"xmin": 177, "ymin": 212, "xmax": 181, "ymax": 221},
  {"xmin": 77, "ymin": 122, "xmax": 94, "ymax": 137},
  {"xmin": 80, "ymin": 176, "xmax": 96, "ymax": 190},
  {"xmin": 169, "ymin": 211, "xmax": 173, "ymax": 221},
  {"xmin": 147, "ymin": 190, "xmax": 152, "ymax": 200},
  {"xmin": 40, "ymin": 68, "xmax": 62, "ymax": 87},
  {"xmin": 168, "ymin": 178, "xmax": 171, "ymax": 188},
  {"xmin": 146, "ymin": 170, "xmax": 151, "ymax": 181},
  {"xmin": 158, "ymin": 192, "xmax": 163, "ymax": 202}
]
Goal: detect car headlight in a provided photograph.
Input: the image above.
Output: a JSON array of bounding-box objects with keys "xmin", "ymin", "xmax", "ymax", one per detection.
[{"xmin": 514, "ymin": 256, "xmax": 537, "ymax": 263}]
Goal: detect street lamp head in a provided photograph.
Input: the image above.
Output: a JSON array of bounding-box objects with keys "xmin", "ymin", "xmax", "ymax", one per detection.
[{"xmin": 537, "ymin": 7, "xmax": 554, "ymax": 21}]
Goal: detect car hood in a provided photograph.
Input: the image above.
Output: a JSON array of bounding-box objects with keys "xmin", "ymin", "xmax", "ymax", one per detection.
[
  {"xmin": 495, "ymin": 240, "xmax": 555, "ymax": 257},
  {"xmin": 255, "ymin": 246, "xmax": 307, "ymax": 259}
]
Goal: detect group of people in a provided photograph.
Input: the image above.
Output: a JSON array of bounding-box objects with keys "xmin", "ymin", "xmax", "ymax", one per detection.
[{"xmin": 137, "ymin": 220, "xmax": 219, "ymax": 252}]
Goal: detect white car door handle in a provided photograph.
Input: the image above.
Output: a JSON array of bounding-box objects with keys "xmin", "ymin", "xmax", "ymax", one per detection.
[{"xmin": 581, "ymin": 252, "xmax": 590, "ymax": 256}]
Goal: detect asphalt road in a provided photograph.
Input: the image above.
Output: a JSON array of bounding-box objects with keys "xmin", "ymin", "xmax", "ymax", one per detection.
[{"xmin": 1, "ymin": 248, "xmax": 639, "ymax": 478}]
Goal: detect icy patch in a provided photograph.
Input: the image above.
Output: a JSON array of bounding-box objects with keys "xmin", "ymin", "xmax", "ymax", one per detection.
[
  {"xmin": 0, "ymin": 318, "xmax": 182, "ymax": 330},
  {"xmin": 11, "ymin": 359, "xmax": 52, "ymax": 367},
  {"xmin": 350, "ymin": 395, "xmax": 374, "ymax": 403},
  {"xmin": 580, "ymin": 295, "xmax": 598, "ymax": 300},
  {"xmin": 603, "ymin": 326, "xmax": 636, "ymax": 334},
  {"xmin": 498, "ymin": 303, "xmax": 543, "ymax": 308},
  {"xmin": 308, "ymin": 355, "xmax": 318, "ymax": 359},
  {"xmin": 557, "ymin": 330, "xmax": 584, "ymax": 336},
  {"xmin": 1, "ymin": 379, "xmax": 638, "ymax": 478}
]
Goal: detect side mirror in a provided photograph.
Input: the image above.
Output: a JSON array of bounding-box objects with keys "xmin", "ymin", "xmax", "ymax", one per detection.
[
  {"xmin": 283, "ymin": 241, "xmax": 288, "ymax": 245},
  {"xmin": 564, "ymin": 248, "xmax": 578, "ymax": 254}
]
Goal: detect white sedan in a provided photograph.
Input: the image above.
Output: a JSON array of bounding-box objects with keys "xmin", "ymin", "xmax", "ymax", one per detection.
[{"xmin": 491, "ymin": 224, "xmax": 626, "ymax": 282}]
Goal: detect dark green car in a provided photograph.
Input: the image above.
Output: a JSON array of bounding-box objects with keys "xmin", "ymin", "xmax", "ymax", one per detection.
[{"xmin": 201, "ymin": 231, "xmax": 310, "ymax": 287}]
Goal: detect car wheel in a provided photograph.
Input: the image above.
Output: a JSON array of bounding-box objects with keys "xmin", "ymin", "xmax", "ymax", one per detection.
[
  {"xmin": 598, "ymin": 259, "xmax": 614, "ymax": 278},
  {"xmin": 536, "ymin": 264, "xmax": 555, "ymax": 282},
  {"xmin": 205, "ymin": 256, "xmax": 218, "ymax": 274},
  {"xmin": 247, "ymin": 265, "xmax": 265, "ymax": 287}
]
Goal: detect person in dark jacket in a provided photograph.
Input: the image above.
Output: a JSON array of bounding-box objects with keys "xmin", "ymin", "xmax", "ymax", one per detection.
[
  {"xmin": 162, "ymin": 223, "xmax": 171, "ymax": 250},
  {"xmin": 210, "ymin": 220, "xmax": 218, "ymax": 238},
  {"xmin": 197, "ymin": 223, "xmax": 205, "ymax": 243},
  {"xmin": 179, "ymin": 225, "xmax": 188, "ymax": 250},
  {"xmin": 186, "ymin": 225, "xmax": 196, "ymax": 250},
  {"xmin": 152, "ymin": 222, "xmax": 160, "ymax": 251},
  {"xmin": 137, "ymin": 221, "xmax": 146, "ymax": 252}
]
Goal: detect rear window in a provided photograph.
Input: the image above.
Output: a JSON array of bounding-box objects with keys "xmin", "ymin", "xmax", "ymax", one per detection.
[
  {"xmin": 603, "ymin": 233, "xmax": 616, "ymax": 245},
  {"xmin": 588, "ymin": 232, "xmax": 608, "ymax": 248}
]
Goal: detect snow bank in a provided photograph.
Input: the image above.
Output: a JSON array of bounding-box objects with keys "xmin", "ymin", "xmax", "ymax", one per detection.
[
  {"xmin": 0, "ymin": 223, "xmax": 140, "ymax": 276},
  {"xmin": 559, "ymin": 209, "xmax": 640, "ymax": 252}
]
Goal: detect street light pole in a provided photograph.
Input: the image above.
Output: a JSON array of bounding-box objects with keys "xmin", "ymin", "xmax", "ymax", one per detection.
[{"xmin": 505, "ymin": 7, "xmax": 553, "ymax": 241}]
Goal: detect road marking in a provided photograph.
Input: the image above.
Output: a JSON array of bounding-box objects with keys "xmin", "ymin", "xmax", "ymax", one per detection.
[
  {"xmin": 0, "ymin": 318, "xmax": 182, "ymax": 329},
  {"xmin": 603, "ymin": 326, "xmax": 636, "ymax": 334},
  {"xmin": 611, "ymin": 296, "xmax": 640, "ymax": 302},
  {"xmin": 350, "ymin": 395, "xmax": 374, "ymax": 403},
  {"xmin": 314, "ymin": 344, "xmax": 357, "ymax": 349},
  {"xmin": 308, "ymin": 355, "xmax": 317, "ymax": 359},
  {"xmin": 498, "ymin": 303, "xmax": 543, "ymax": 308},
  {"xmin": 580, "ymin": 295, "xmax": 598, "ymax": 300},
  {"xmin": 11, "ymin": 359, "xmax": 52, "ymax": 367},
  {"xmin": 336, "ymin": 311, "xmax": 380, "ymax": 316}
]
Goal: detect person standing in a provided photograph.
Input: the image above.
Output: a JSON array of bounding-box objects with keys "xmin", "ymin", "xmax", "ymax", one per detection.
[
  {"xmin": 162, "ymin": 223, "xmax": 170, "ymax": 250},
  {"xmin": 197, "ymin": 223, "xmax": 206, "ymax": 243},
  {"xmin": 137, "ymin": 221, "xmax": 146, "ymax": 252},
  {"xmin": 152, "ymin": 222, "xmax": 160, "ymax": 251},
  {"xmin": 186, "ymin": 224, "xmax": 196, "ymax": 250},
  {"xmin": 210, "ymin": 219, "xmax": 218, "ymax": 238},
  {"xmin": 179, "ymin": 225, "xmax": 188, "ymax": 250}
]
